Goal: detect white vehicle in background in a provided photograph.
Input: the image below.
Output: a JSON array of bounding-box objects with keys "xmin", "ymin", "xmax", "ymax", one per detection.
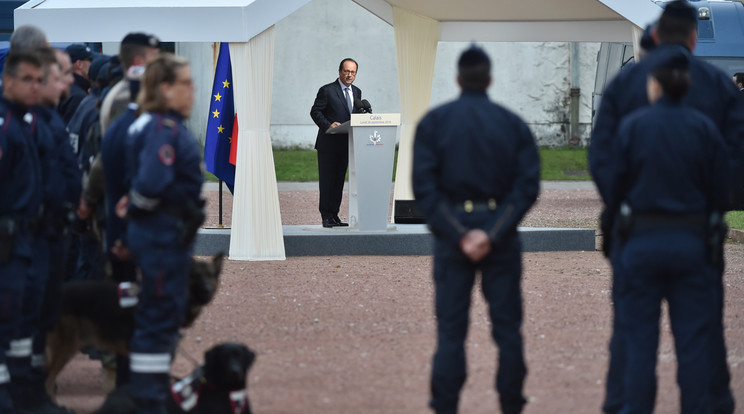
[{"xmin": 592, "ymin": 0, "xmax": 744, "ymax": 127}]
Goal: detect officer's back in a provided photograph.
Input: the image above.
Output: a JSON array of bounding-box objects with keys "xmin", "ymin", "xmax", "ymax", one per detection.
[
  {"xmin": 418, "ymin": 93, "xmax": 536, "ymax": 204},
  {"xmin": 590, "ymin": 12, "xmax": 744, "ymax": 202}
]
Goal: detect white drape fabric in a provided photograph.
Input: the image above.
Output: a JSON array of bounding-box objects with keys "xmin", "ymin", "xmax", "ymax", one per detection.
[
  {"xmin": 229, "ymin": 26, "xmax": 286, "ymax": 261},
  {"xmin": 631, "ymin": 25, "xmax": 644, "ymax": 62},
  {"xmin": 391, "ymin": 7, "xmax": 440, "ymax": 207}
]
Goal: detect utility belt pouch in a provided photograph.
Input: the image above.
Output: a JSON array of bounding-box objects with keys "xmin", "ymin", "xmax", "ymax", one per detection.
[
  {"xmin": 706, "ymin": 212, "xmax": 727, "ymax": 266},
  {"xmin": 600, "ymin": 207, "xmax": 614, "ymax": 258},
  {"xmin": 178, "ymin": 199, "xmax": 206, "ymax": 248},
  {"xmin": 0, "ymin": 217, "xmax": 17, "ymax": 263},
  {"xmin": 616, "ymin": 203, "xmax": 633, "ymax": 244}
]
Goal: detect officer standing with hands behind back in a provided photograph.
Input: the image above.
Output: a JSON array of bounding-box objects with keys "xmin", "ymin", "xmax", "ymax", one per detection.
[{"xmin": 413, "ymin": 45, "xmax": 540, "ymax": 414}]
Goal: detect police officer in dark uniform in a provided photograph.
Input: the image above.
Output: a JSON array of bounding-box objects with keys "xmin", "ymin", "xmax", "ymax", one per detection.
[
  {"xmin": 606, "ymin": 50, "xmax": 729, "ymax": 414},
  {"xmin": 66, "ymin": 54, "xmax": 116, "ymax": 163},
  {"xmin": 25, "ymin": 48, "xmax": 81, "ymax": 414},
  {"xmin": 413, "ymin": 46, "xmax": 539, "ymax": 414},
  {"xmin": 95, "ymin": 65, "xmax": 144, "ymax": 389},
  {"xmin": 589, "ymin": 2, "xmax": 744, "ymax": 412},
  {"xmin": 65, "ymin": 53, "xmax": 114, "ymax": 284},
  {"xmin": 0, "ymin": 52, "xmax": 43, "ymax": 414},
  {"xmin": 120, "ymin": 53, "xmax": 204, "ymax": 414},
  {"xmin": 58, "ymin": 44, "xmax": 92, "ymax": 125},
  {"xmin": 102, "ymin": 66, "xmax": 144, "ymax": 284}
]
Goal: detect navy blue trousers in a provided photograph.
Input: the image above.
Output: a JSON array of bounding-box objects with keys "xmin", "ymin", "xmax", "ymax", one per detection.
[
  {"xmin": 429, "ymin": 235, "xmax": 527, "ymax": 414},
  {"xmin": 128, "ymin": 216, "xmax": 191, "ymax": 414},
  {"xmin": 613, "ymin": 228, "xmax": 717, "ymax": 414},
  {"xmin": 0, "ymin": 255, "xmax": 27, "ymax": 413},
  {"xmin": 7, "ymin": 236, "xmax": 48, "ymax": 401},
  {"xmin": 604, "ymin": 231, "xmax": 734, "ymax": 414}
]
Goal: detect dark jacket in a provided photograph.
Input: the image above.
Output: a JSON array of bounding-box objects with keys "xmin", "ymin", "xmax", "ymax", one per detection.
[
  {"xmin": 0, "ymin": 96, "xmax": 42, "ymax": 258},
  {"xmin": 412, "ymin": 90, "xmax": 540, "ymax": 249},
  {"xmin": 608, "ymin": 97, "xmax": 729, "ymax": 215},
  {"xmin": 310, "ymin": 79, "xmax": 361, "ymax": 153},
  {"xmin": 590, "ymin": 44, "xmax": 744, "ymax": 207},
  {"xmin": 59, "ymin": 73, "xmax": 91, "ymax": 125}
]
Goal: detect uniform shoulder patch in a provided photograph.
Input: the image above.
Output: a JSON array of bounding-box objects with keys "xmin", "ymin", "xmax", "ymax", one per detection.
[
  {"xmin": 158, "ymin": 144, "xmax": 176, "ymax": 166},
  {"xmin": 162, "ymin": 118, "xmax": 176, "ymax": 129}
]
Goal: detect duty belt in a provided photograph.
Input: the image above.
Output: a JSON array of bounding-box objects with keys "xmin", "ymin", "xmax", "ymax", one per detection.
[
  {"xmin": 631, "ymin": 213, "xmax": 707, "ymax": 230},
  {"xmin": 454, "ymin": 198, "xmax": 498, "ymax": 214}
]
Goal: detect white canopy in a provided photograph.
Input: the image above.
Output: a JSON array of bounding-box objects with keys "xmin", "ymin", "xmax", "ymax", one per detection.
[
  {"xmin": 14, "ymin": 0, "xmax": 310, "ymax": 42},
  {"xmin": 352, "ymin": 0, "xmax": 662, "ymax": 42}
]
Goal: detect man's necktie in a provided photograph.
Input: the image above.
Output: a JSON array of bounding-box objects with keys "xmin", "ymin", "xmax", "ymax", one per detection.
[{"xmin": 344, "ymin": 87, "xmax": 353, "ymax": 113}]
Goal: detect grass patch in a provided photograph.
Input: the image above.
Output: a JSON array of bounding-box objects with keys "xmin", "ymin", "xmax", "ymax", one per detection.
[
  {"xmin": 273, "ymin": 147, "xmax": 400, "ymax": 182},
  {"xmin": 206, "ymin": 146, "xmax": 588, "ymax": 183},
  {"xmin": 273, "ymin": 147, "xmax": 320, "ymax": 181},
  {"xmin": 539, "ymin": 147, "xmax": 590, "ymax": 181},
  {"xmin": 726, "ymin": 211, "xmax": 744, "ymax": 231}
]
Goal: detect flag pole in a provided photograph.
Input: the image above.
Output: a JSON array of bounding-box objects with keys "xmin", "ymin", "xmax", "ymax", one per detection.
[{"xmin": 218, "ymin": 179, "xmax": 224, "ymax": 228}]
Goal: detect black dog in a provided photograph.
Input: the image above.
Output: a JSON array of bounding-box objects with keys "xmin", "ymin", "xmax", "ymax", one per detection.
[{"xmin": 94, "ymin": 342, "xmax": 256, "ymax": 414}]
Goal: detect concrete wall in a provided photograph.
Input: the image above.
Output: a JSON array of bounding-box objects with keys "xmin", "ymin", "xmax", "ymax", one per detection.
[{"xmin": 179, "ymin": 0, "xmax": 600, "ymax": 149}]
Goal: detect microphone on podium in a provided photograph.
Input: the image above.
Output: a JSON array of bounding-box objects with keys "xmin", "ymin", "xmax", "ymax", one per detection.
[
  {"xmin": 361, "ymin": 99, "xmax": 372, "ymax": 113},
  {"xmin": 353, "ymin": 99, "xmax": 373, "ymax": 114}
]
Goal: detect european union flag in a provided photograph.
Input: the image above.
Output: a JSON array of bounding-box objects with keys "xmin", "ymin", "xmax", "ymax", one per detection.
[{"xmin": 204, "ymin": 42, "xmax": 236, "ymax": 192}]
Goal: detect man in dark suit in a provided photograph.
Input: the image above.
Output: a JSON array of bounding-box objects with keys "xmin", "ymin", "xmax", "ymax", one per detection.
[{"xmin": 310, "ymin": 58, "xmax": 361, "ymax": 228}]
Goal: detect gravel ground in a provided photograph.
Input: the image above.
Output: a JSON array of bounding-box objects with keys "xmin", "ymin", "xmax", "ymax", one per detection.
[{"xmin": 54, "ymin": 182, "xmax": 744, "ymax": 414}]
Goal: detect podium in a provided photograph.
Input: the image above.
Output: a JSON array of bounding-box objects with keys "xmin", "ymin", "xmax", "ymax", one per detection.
[{"xmin": 327, "ymin": 113, "xmax": 400, "ymax": 231}]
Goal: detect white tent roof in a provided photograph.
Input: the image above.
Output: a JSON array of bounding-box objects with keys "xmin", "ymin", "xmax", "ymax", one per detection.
[
  {"xmin": 352, "ymin": 0, "xmax": 663, "ymax": 42},
  {"xmin": 14, "ymin": 0, "xmax": 311, "ymax": 42}
]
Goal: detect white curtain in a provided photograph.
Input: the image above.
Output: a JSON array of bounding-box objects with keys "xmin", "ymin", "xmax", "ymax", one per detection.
[
  {"xmin": 631, "ymin": 25, "xmax": 644, "ymax": 62},
  {"xmin": 392, "ymin": 7, "xmax": 440, "ymax": 207},
  {"xmin": 229, "ymin": 26, "xmax": 286, "ymax": 261}
]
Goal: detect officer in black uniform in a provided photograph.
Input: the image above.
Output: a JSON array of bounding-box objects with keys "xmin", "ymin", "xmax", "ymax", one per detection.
[
  {"xmin": 589, "ymin": 2, "xmax": 744, "ymax": 413},
  {"xmin": 26, "ymin": 47, "xmax": 81, "ymax": 414},
  {"xmin": 121, "ymin": 53, "xmax": 204, "ymax": 414},
  {"xmin": 413, "ymin": 46, "xmax": 540, "ymax": 414},
  {"xmin": 0, "ymin": 52, "xmax": 43, "ymax": 414},
  {"xmin": 96, "ymin": 65, "xmax": 144, "ymax": 389},
  {"xmin": 58, "ymin": 44, "xmax": 93, "ymax": 124},
  {"xmin": 606, "ymin": 50, "xmax": 729, "ymax": 414}
]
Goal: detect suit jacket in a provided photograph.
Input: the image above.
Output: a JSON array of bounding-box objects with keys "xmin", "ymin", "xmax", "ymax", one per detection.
[{"xmin": 310, "ymin": 79, "xmax": 362, "ymax": 153}]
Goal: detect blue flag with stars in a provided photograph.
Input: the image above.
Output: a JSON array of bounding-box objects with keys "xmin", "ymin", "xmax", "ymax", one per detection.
[{"xmin": 204, "ymin": 42, "xmax": 236, "ymax": 193}]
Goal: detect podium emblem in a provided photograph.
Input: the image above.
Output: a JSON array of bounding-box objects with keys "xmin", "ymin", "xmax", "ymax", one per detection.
[{"xmin": 369, "ymin": 130, "xmax": 383, "ymax": 146}]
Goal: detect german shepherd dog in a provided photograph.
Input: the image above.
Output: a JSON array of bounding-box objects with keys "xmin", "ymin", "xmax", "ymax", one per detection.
[
  {"xmin": 45, "ymin": 253, "xmax": 225, "ymax": 400},
  {"xmin": 93, "ymin": 342, "xmax": 256, "ymax": 414}
]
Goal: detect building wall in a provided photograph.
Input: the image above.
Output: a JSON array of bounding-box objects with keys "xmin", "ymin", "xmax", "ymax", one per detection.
[{"xmin": 182, "ymin": 0, "xmax": 600, "ymax": 149}]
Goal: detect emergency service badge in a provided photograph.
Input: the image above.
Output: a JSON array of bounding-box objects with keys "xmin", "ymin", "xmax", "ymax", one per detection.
[
  {"xmin": 368, "ymin": 130, "xmax": 383, "ymax": 146},
  {"xmin": 158, "ymin": 144, "xmax": 176, "ymax": 166}
]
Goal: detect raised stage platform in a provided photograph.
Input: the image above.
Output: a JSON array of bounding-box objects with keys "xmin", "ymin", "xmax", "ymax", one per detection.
[{"xmin": 194, "ymin": 225, "xmax": 596, "ymax": 257}]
